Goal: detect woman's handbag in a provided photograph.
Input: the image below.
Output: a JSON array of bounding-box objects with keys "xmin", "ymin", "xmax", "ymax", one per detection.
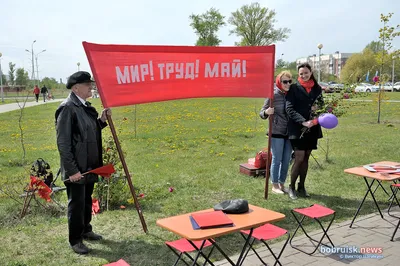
[{"xmin": 254, "ymin": 149, "xmax": 272, "ymax": 169}]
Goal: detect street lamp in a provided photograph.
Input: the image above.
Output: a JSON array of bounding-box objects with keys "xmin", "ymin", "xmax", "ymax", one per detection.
[
  {"xmin": 335, "ymin": 51, "xmax": 340, "ymax": 77},
  {"xmin": 317, "ymin": 43, "xmax": 323, "ymax": 83},
  {"xmin": 77, "ymin": 62, "xmax": 80, "ymax": 71},
  {"xmin": 25, "ymin": 40, "xmax": 37, "ymax": 84},
  {"xmin": 35, "ymin": 49, "xmax": 46, "ymax": 83},
  {"xmin": 312, "ymin": 54, "xmax": 316, "ymax": 70},
  {"xmin": 391, "ymin": 47, "xmax": 397, "ymax": 90},
  {"xmin": 0, "ymin": 52, "xmax": 3, "ymax": 103}
]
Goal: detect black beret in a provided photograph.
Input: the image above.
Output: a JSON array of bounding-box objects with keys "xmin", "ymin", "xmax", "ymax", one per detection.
[{"xmin": 66, "ymin": 71, "xmax": 94, "ymax": 89}]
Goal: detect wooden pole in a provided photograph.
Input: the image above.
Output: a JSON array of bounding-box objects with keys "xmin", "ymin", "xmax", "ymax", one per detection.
[
  {"xmin": 106, "ymin": 114, "xmax": 148, "ymax": 233},
  {"xmin": 264, "ymin": 99, "xmax": 273, "ymax": 199}
]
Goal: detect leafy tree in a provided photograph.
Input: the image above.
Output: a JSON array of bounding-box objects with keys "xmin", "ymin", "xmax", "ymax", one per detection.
[
  {"xmin": 228, "ymin": 2, "xmax": 290, "ymax": 46},
  {"xmin": 340, "ymin": 48, "xmax": 378, "ymax": 84},
  {"xmin": 8, "ymin": 62, "xmax": 16, "ymax": 86},
  {"xmin": 41, "ymin": 77, "xmax": 59, "ymax": 90},
  {"xmin": 1, "ymin": 73, "xmax": 6, "ymax": 85},
  {"xmin": 376, "ymin": 13, "xmax": 400, "ymax": 123},
  {"xmin": 275, "ymin": 60, "xmax": 298, "ymax": 80},
  {"xmin": 15, "ymin": 68, "xmax": 29, "ymax": 86},
  {"xmin": 364, "ymin": 41, "xmax": 384, "ymax": 54},
  {"xmin": 275, "ymin": 59, "xmax": 286, "ymax": 68},
  {"xmin": 189, "ymin": 8, "xmax": 225, "ymax": 46}
]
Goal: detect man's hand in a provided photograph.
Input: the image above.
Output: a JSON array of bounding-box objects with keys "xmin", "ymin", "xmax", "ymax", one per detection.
[
  {"xmin": 69, "ymin": 172, "xmax": 83, "ymax": 182},
  {"xmin": 100, "ymin": 108, "xmax": 112, "ymax": 123}
]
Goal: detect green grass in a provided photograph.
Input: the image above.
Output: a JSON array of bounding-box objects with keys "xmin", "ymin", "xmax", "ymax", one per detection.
[{"xmin": 0, "ymin": 93, "xmax": 400, "ymax": 265}]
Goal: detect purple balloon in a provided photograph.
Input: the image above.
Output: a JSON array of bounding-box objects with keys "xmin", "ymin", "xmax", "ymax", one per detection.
[{"xmin": 318, "ymin": 113, "xmax": 338, "ymax": 129}]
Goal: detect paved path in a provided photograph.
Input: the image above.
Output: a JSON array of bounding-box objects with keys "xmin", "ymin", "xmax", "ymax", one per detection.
[
  {"xmin": 215, "ymin": 207, "xmax": 399, "ymax": 266},
  {"xmin": 345, "ymin": 99, "xmax": 400, "ymax": 103},
  {"xmin": 0, "ymin": 99, "xmax": 63, "ymax": 113}
]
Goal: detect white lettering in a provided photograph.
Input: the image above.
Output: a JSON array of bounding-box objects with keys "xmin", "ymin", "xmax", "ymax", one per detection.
[
  {"xmin": 221, "ymin": 63, "xmax": 230, "ymax": 77},
  {"xmin": 232, "ymin": 59, "xmax": 241, "ymax": 77},
  {"xmin": 166, "ymin": 63, "xmax": 174, "ymax": 79},
  {"xmin": 130, "ymin": 65, "xmax": 140, "ymax": 82},
  {"xmin": 205, "ymin": 63, "xmax": 219, "ymax": 78},
  {"xmin": 116, "ymin": 66, "xmax": 130, "ymax": 84},
  {"xmin": 140, "ymin": 64, "xmax": 150, "ymax": 82},
  {"xmin": 185, "ymin": 63, "xmax": 195, "ymax": 80},
  {"xmin": 149, "ymin": 61, "xmax": 154, "ymax": 80},
  {"xmin": 175, "ymin": 63, "xmax": 184, "ymax": 79},
  {"xmin": 158, "ymin": 63, "xmax": 165, "ymax": 80}
]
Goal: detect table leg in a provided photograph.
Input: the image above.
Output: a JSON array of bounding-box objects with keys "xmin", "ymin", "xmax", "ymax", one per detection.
[
  {"xmin": 207, "ymin": 233, "xmax": 253, "ymax": 266},
  {"xmin": 350, "ymin": 177, "xmax": 383, "ymax": 228},
  {"xmin": 373, "ymin": 180, "xmax": 390, "ymax": 197},
  {"xmin": 188, "ymin": 240, "xmax": 215, "ymax": 266},
  {"xmin": 388, "ymin": 184, "xmax": 400, "ymax": 218},
  {"xmin": 367, "ymin": 178, "xmax": 384, "ymax": 219},
  {"xmin": 236, "ymin": 228, "xmax": 254, "ymax": 266}
]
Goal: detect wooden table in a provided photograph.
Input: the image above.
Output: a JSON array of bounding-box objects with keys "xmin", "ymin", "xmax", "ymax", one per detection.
[
  {"xmin": 344, "ymin": 161, "xmax": 400, "ymax": 228},
  {"xmin": 157, "ymin": 204, "xmax": 285, "ymax": 265}
]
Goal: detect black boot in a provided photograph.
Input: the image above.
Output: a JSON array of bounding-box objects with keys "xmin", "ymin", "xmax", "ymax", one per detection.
[
  {"xmin": 297, "ymin": 183, "xmax": 310, "ymax": 197},
  {"xmin": 71, "ymin": 242, "xmax": 89, "ymax": 254},
  {"xmin": 288, "ymin": 185, "xmax": 298, "ymax": 200}
]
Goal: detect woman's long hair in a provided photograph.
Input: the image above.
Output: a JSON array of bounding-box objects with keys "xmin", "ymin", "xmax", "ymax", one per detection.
[{"xmin": 297, "ymin": 63, "xmax": 318, "ymax": 84}]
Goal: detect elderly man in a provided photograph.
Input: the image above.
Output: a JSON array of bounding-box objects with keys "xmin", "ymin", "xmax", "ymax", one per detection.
[{"xmin": 55, "ymin": 71, "xmax": 111, "ymax": 254}]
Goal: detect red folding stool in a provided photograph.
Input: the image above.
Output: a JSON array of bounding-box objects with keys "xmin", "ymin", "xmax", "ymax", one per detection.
[
  {"xmin": 240, "ymin": 224, "xmax": 290, "ymax": 266},
  {"xmin": 290, "ymin": 204, "xmax": 335, "ymax": 255},
  {"xmin": 165, "ymin": 238, "xmax": 215, "ymax": 266},
  {"xmin": 388, "ymin": 183, "xmax": 400, "ymax": 241}
]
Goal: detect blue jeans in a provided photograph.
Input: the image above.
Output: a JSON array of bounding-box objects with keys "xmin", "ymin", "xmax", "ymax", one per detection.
[{"xmin": 270, "ymin": 138, "xmax": 292, "ymax": 184}]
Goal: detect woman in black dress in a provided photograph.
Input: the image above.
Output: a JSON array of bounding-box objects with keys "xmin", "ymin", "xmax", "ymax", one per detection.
[{"xmin": 285, "ymin": 63, "xmax": 323, "ymax": 200}]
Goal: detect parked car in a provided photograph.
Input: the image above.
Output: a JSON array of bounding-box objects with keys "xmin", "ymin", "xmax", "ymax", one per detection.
[
  {"xmin": 319, "ymin": 82, "xmax": 333, "ymax": 93},
  {"xmin": 393, "ymin": 82, "xmax": 400, "ymax": 92},
  {"xmin": 328, "ymin": 81, "xmax": 344, "ymax": 92},
  {"xmin": 354, "ymin": 83, "xmax": 379, "ymax": 93},
  {"xmin": 369, "ymin": 83, "xmax": 393, "ymax": 92},
  {"xmin": 383, "ymin": 82, "xmax": 394, "ymax": 92}
]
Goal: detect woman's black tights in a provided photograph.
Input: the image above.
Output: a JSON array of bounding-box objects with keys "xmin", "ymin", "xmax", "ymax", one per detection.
[{"xmin": 290, "ymin": 150, "xmax": 312, "ymax": 189}]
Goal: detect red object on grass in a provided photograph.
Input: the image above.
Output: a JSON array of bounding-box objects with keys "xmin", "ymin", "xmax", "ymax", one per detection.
[
  {"xmin": 86, "ymin": 164, "xmax": 115, "ymax": 178},
  {"xmin": 166, "ymin": 238, "xmax": 213, "ymax": 253},
  {"xmin": 92, "ymin": 198, "xmax": 100, "ymax": 214},
  {"xmin": 29, "ymin": 176, "xmax": 52, "ymax": 202},
  {"xmin": 293, "ymin": 204, "xmax": 335, "ymax": 219},
  {"xmin": 103, "ymin": 259, "xmax": 130, "ymax": 266}
]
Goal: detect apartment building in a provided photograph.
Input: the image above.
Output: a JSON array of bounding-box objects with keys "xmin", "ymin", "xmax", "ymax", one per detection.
[{"xmin": 296, "ymin": 52, "xmax": 353, "ymax": 78}]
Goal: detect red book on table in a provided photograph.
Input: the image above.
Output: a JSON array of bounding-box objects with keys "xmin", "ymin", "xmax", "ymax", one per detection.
[{"xmin": 191, "ymin": 210, "xmax": 234, "ymax": 229}]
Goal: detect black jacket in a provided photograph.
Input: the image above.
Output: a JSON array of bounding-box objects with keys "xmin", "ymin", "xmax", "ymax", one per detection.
[
  {"xmin": 55, "ymin": 93, "xmax": 107, "ymax": 184},
  {"xmin": 260, "ymin": 87, "xmax": 289, "ymax": 137},
  {"xmin": 286, "ymin": 82, "xmax": 324, "ymax": 140}
]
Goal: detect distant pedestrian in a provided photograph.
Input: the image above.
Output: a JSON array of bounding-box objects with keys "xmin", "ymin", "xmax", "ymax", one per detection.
[
  {"xmin": 41, "ymin": 85, "xmax": 48, "ymax": 102},
  {"xmin": 33, "ymin": 85, "xmax": 40, "ymax": 102}
]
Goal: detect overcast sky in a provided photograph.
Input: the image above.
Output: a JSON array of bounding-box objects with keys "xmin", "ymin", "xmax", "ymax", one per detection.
[{"xmin": 1, "ymin": 0, "xmax": 399, "ymax": 82}]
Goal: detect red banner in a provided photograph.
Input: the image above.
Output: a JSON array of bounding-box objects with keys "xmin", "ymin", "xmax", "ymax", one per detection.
[{"xmin": 83, "ymin": 42, "xmax": 275, "ymax": 107}]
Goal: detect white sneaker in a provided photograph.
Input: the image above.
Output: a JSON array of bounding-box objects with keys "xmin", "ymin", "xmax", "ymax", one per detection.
[
  {"xmin": 272, "ymin": 187, "xmax": 284, "ymax": 194},
  {"xmin": 279, "ymin": 185, "xmax": 289, "ymax": 193}
]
